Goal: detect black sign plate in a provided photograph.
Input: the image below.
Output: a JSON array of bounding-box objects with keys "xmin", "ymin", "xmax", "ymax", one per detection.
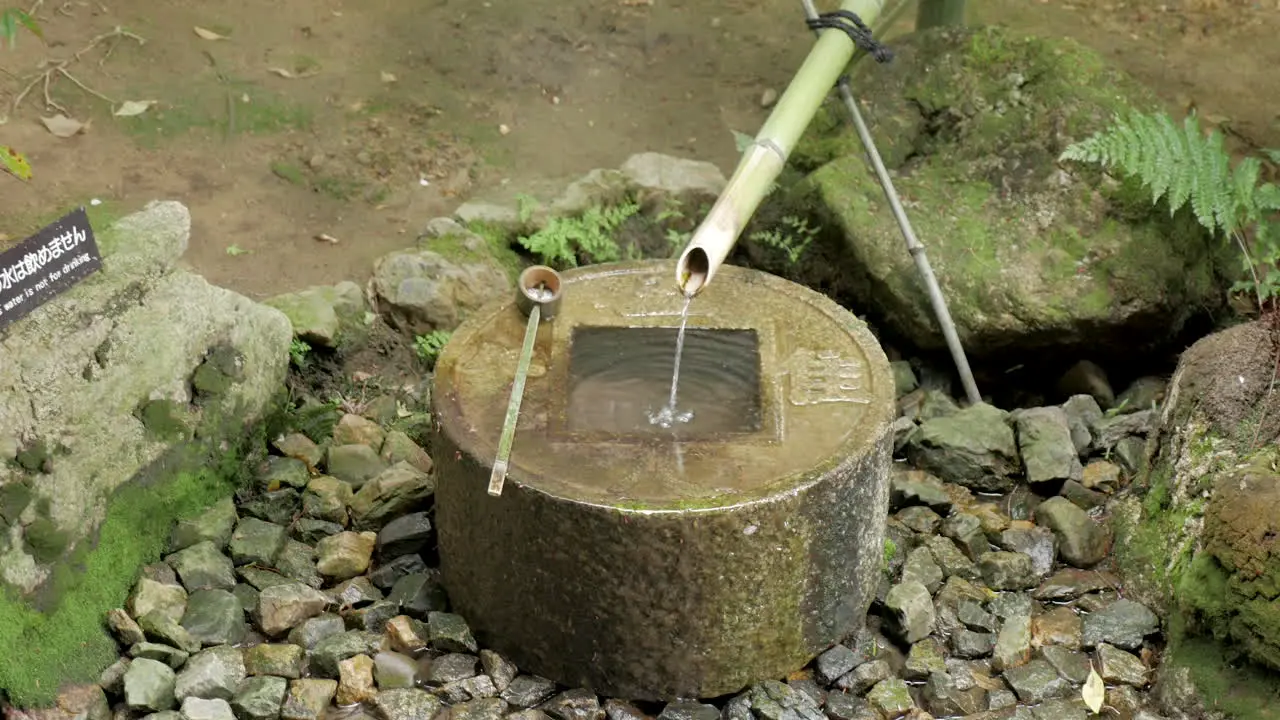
[{"xmin": 0, "ymin": 207, "xmax": 103, "ymax": 331}]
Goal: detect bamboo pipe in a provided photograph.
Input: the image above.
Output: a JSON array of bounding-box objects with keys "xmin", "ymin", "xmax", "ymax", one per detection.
[{"xmin": 675, "ymin": 0, "xmax": 888, "ymax": 296}]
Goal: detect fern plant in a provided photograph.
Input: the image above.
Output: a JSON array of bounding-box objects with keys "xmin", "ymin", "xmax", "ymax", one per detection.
[
  {"xmin": 1059, "ymin": 111, "xmax": 1280, "ymax": 306},
  {"xmin": 517, "ymin": 201, "xmax": 639, "ymax": 268},
  {"xmin": 414, "ymin": 330, "xmax": 452, "ymax": 368},
  {"xmin": 749, "ymin": 214, "xmax": 820, "ymax": 265}
]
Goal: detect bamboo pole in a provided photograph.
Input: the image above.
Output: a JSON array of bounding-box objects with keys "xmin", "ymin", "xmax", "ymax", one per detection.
[
  {"xmin": 915, "ymin": 0, "xmax": 966, "ymax": 29},
  {"xmin": 675, "ymin": 0, "xmax": 888, "ymax": 297}
]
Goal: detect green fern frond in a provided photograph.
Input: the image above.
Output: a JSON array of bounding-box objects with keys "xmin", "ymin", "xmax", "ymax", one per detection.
[
  {"xmin": 1059, "ymin": 111, "xmax": 1241, "ymax": 235},
  {"xmin": 1257, "ymin": 183, "xmax": 1280, "ymax": 213},
  {"xmin": 517, "ymin": 200, "xmax": 639, "ymax": 268}
]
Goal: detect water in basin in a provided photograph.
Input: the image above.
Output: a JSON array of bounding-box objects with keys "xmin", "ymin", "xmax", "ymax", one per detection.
[{"xmin": 566, "ymin": 325, "xmax": 762, "ymax": 437}]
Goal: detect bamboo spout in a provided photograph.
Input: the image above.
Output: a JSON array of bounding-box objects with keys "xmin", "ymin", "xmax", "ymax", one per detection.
[{"xmin": 675, "ymin": 0, "xmax": 887, "ymax": 296}]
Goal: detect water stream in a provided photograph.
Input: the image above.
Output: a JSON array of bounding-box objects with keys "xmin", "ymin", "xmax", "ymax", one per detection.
[{"xmin": 648, "ymin": 294, "xmax": 695, "ymax": 429}]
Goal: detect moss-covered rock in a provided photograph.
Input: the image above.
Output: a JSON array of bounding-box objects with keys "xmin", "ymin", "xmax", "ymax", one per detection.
[
  {"xmin": 1110, "ymin": 318, "xmax": 1280, "ymax": 714},
  {"xmin": 776, "ymin": 25, "xmax": 1230, "ymax": 357},
  {"xmin": 264, "ymin": 281, "xmax": 370, "ymax": 351}
]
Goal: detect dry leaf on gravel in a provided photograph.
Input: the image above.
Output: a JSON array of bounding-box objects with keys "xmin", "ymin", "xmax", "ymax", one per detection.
[{"xmin": 1082, "ymin": 666, "xmax": 1106, "ymax": 714}]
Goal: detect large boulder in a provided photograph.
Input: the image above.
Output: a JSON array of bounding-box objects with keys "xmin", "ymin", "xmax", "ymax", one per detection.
[
  {"xmin": 764, "ymin": 25, "xmax": 1230, "ymax": 358},
  {"xmin": 1109, "ymin": 319, "xmax": 1280, "ymax": 713},
  {"xmin": 0, "ymin": 201, "xmax": 290, "ymax": 593}
]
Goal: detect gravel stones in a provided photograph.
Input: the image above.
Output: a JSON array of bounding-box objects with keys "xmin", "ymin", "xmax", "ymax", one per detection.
[
  {"xmin": 83, "ymin": 332, "xmax": 1174, "ymax": 720},
  {"xmin": 315, "ymin": 531, "xmax": 377, "ymax": 581},
  {"xmin": 1082, "ymin": 599, "xmax": 1160, "ymax": 650},
  {"xmin": 1014, "ymin": 407, "xmax": 1083, "ymax": 485},
  {"xmin": 374, "ymin": 688, "xmax": 443, "ymax": 720},
  {"xmin": 181, "ymin": 589, "xmax": 245, "ymax": 647},
  {"xmin": 257, "ymin": 582, "xmax": 329, "ymax": 637},
  {"xmin": 166, "ymin": 541, "xmax": 237, "ymax": 592},
  {"xmin": 884, "ymin": 581, "xmax": 936, "ymax": 643},
  {"xmin": 1035, "ymin": 497, "xmax": 1109, "ymax": 568},
  {"xmin": 229, "ymin": 518, "xmax": 288, "ymax": 567},
  {"xmin": 907, "ymin": 403, "xmax": 1022, "ymax": 492},
  {"xmin": 173, "ymin": 645, "xmax": 245, "ymax": 702},
  {"xmin": 123, "ymin": 658, "xmax": 177, "ymax": 712}
]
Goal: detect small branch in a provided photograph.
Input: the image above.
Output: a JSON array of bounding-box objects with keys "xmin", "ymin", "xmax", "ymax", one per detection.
[
  {"xmin": 6, "ymin": 25, "xmax": 143, "ymax": 116},
  {"xmin": 57, "ymin": 67, "xmax": 114, "ymax": 104}
]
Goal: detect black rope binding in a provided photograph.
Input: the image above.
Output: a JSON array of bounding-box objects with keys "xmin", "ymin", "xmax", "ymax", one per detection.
[{"xmin": 805, "ymin": 10, "xmax": 893, "ymax": 63}]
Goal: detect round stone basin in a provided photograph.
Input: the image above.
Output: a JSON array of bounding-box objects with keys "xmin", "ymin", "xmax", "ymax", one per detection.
[{"xmin": 431, "ymin": 260, "xmax": 894, "ymax": 700}]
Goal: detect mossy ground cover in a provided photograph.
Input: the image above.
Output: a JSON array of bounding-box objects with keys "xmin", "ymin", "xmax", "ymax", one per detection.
[
  {"xmin": 0, "ymin": 464, "xmax": 236, "ymax": 707},
  {"xmin": 0, "ymin": 390, "xmax": 286, "ymax": 708}
]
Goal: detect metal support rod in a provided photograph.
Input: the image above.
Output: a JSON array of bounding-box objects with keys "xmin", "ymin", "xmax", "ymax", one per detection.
[
  {"xmin": 915, "ymin": 0, "xmax": 966, "ymax": 29},
  {"xmin": 801, "ymin": 0, "xmax": 981, "ymax": 405}
]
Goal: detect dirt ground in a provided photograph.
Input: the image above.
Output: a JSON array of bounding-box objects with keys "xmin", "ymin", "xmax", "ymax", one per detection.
[{"xmin": 0, "ymin": 0, "xmax": 1277, "ymax": 302}]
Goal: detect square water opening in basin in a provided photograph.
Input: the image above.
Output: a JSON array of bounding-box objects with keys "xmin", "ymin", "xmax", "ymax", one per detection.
[{"xmin": 566, "ymin": 326, "xmax": 762, "ymax": 437}]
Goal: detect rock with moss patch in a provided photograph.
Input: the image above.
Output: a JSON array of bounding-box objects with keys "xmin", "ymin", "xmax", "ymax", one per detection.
[
  {"xmin": 907, "ymin": 403, "xmax": 1020, "ymax": 492},
  {"xmin": 1109, "ymin": 320, "xmax": 1280, "ymax": 698},
  {"xmin": 369, "ymin": 248, "xmax": 512, "ymax": 336},
  {"xmin": 264, "ymin": 281, "xmax": 368, "ymax": 350},
  {"xmin": 790, "ymin": 25, "xmax": 1229, "ymax": 357},
  {"xmin": 348, "ymin": 462, "xmax": 435, "ymax": 531},
  {"xmin": 0, "ymin": 200, "xmax": 291, "ymax": 596},
  {"xmin": 171, "ymin": 498, "xmax": 238, "ymax": 553}
]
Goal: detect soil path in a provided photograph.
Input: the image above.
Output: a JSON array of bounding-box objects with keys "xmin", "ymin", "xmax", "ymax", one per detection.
[{"xmin": 1, "ymin": 0, "xmax": 1276, "ymax": 300}]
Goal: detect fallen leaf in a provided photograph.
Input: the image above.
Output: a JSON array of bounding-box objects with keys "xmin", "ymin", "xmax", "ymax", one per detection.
[
  {"xmin": 113, "ymin": 100, "xmax": 156, "ymax": 117},
  {"xmin": 193, "ymin": 26, "xmax": 227, "ymax": 40},
  {"xmin": 225, "ymin": 244, "xmax": 248, "ymax": 256},
  {"xmin": 1082, "ymin": 666, "xmax": 1105, "ymax": 714},
  {"xmin": 40, "ymin": 114, "xmax": 87, "ymax": 138},
  {"xmin": 380, "ymin": 71, "xmax": 397, "ymax": 83},
  {"xmin": 0, "ymin": 144, "xmax": 33, "ymax": 181},
  {"xmin": 396, "ymin": 401, "xmax": 412, "ymax": 418},
  {"xmin": 268, "ymin": 66, "xmax": 320, "ymax": 79},
  {"xmin": 314, "ymin": 233, "xmax": 340, "ymax": 244}
]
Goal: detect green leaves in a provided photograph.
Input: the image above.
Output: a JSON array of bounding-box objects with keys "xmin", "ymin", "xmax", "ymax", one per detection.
[
  {"xmin": 1, "ymin": 144, "xmax": 33, "ymax": 181},
  {"xmin": 517, "ymin": 201, "xmax": 639, "ymax": 269},
  {"xmin": 1060, "ymin": 110, "xmax": 1280, "ymax": 307},
  {"xmin": 0, "ymin": 7, "xmax": 43, "ymax": 50}
]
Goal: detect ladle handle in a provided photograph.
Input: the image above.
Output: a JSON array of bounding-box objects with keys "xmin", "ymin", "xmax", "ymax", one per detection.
[{"xmin": 488, "ymin": 304, "xmax": 542, "ymax": 497}]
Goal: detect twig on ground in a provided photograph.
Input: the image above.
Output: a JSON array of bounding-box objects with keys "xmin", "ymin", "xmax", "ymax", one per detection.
[{"xmin": 7, "ymin": 25, "xmax": 145, "ymax": 116}]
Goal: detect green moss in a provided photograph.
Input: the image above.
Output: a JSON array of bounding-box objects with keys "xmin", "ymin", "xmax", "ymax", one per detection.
[
  {"xmin": 270, "ymin": 161, "xmax": 307, "ymax": 186},
  {"xmin": 0, "ymin": 482, "xmax": 32, "ymax": 524},
  {"xmin": 14, "ymin": 440, "xmax": 49, "ymax": 473},
  {"xmin": 21, "ymin": 517, "xmax": 69, "ymax": 565},
  {"xmin": 436, "ymin": 223, "xmax": 526, "ymax": 284},
  {"xmin": 1164, "ymin": 631, "xmax": 1280, "ymax": 720},
  {"xmin": 1178, "ymin": 553, "xmax": 1232, "ymax": 630},
  {"xmin": 119, "ymin": 77, "xmax": 311, "ymax": 148},
  {"xmin": 313, "ymin": 175, "xmax": 367, "ymax": 202},
  {"xmin": 883, "ymin": 538, "xmax": 898, "ymax": 569},
  {"xmin": 0, "ymin": 384, "xmax": 295, "ymax": 708},
  {"xmin": 191, "ymin": 363, "xmax": 234, "ymax": 398},
  {"xmin": 137, "ymin": 399, "xmax": 192, "ymax": 441},
  {"xmin": 0, "ymin": 466, "xmax": 236, "ymax": 707}
]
